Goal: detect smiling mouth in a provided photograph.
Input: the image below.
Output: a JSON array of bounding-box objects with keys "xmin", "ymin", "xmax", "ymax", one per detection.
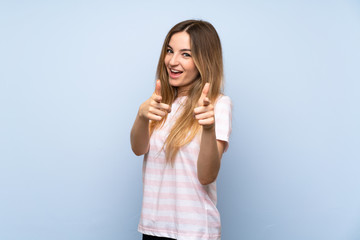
[
  {"xmin": 170, "ymin": 68, "xmax": 183, "ymax": 74},
  {"xmin": 169, "ymin": 68, "xmax": 183, "ymax": 78}
]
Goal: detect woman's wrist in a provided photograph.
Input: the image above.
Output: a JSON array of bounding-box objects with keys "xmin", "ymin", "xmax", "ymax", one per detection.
[
  {"xmin": 202, "ymin": 124, "xmax": 215, "ymax": 131},
  {"xmin": 137, "ymin": 104, "xmax": 148, "ymax": 121}
]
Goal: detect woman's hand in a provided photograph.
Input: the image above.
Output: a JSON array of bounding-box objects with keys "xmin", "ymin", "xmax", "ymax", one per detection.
[
  {"xmin": 131, "ymin": 80, "xmax": 170, "ymax": 156},
  {"xmin": 138, "ymin": 80, "xmax": 171, "ymax": 121},
  {"xmin": 194, "ymin": 83, "xmax": 214, "ymax": 129}
]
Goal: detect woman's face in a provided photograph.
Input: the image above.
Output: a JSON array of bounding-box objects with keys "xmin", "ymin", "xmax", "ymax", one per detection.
[{"xmin": 164, "ymin": 31, "xmax": 199, "ymax": 95}]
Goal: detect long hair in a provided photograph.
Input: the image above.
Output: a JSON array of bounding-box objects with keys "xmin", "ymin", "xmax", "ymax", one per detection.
[{"xmin": 150, "ymin": 20, "xmax": 224, "ymax": 164}]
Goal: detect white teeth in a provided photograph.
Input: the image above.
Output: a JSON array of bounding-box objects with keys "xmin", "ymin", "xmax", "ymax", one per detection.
[{"xmin": 171, "ymin": 69, "xmax": 181, "ymax": 73}]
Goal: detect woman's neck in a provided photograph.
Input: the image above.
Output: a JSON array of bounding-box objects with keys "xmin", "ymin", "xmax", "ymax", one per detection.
[
  {"xmin": 176, "ymin": 84, "xmax": 193, "ymax": 97},
  {"xmin": 177, "ymin": 88, "xmax": 189, "ymax": 97}
]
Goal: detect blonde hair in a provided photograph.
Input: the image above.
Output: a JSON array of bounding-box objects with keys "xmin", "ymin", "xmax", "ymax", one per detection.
[{"xmin": 150, "ymin": 20, "xmax": 224, "ymax": 164}]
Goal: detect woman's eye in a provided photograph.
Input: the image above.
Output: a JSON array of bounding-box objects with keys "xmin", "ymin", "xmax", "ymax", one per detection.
[
  {"xmin": 183, "ymin": 53, "xmax": 191, "ymax": 57},
  {"xmin": 166, "ymin": 49, "xmax": 173, "ymax": 53}
]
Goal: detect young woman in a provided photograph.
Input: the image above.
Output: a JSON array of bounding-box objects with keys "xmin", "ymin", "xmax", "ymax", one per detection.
[{"xmin": 130, "ymin": 20, "xmax": 232, "ymax": 240}]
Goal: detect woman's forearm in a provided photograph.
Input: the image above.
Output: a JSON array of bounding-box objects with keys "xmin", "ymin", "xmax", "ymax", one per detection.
[
  {"xmin": 130, "ymin": 113, "xmax": 150, "ymax": 156},
  {"xmin": 197, "ymin": 126, "xmax": 223, "ymax": 185}
]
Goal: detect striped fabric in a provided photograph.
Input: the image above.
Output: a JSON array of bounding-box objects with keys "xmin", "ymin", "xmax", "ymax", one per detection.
[{"xmin": 138, "ymin": 95, "xmax": 232, "ymax": 240}]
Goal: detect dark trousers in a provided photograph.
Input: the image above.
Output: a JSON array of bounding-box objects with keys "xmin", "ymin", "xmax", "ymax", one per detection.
[{"xmin": 142, "ymin": 234, "xmax": 176, "ymax": 240}]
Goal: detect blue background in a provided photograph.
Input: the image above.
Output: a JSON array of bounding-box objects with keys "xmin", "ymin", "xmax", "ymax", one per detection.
[{"xmin": 1, "ymin": 0, "xmax": 359, "ymax": 239}]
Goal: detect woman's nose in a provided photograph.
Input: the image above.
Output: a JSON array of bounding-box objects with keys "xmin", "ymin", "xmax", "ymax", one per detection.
[{"xmin": 169, "ymin": 53, "xmax": 179, "ymax": 66}]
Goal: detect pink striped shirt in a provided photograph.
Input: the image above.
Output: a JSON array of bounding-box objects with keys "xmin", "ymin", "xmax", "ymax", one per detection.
[{"xmin": 138, "ymin": 95, "xmax": 232, "ymax": 240}]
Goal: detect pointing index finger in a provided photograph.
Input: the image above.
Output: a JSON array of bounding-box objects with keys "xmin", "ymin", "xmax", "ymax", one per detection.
[{"xmin": 203, "ymin": 97, "xmax": 210, "ymax": 106}]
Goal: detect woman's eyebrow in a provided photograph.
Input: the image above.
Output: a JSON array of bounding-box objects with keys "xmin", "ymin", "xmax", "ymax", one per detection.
[{"xmin": 167, "ymin": 44, "xmax": 191, "ymax": 52}]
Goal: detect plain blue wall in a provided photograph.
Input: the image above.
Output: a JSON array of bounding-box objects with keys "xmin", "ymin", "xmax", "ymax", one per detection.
[{"xmin": 1, "ymin": 1, "xmax": 359, "ymax": 239}]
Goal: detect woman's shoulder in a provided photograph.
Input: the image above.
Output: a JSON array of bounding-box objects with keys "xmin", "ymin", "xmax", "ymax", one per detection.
[{"xmin": 215, "ymin": 94, "xmax": 232, "ymax": 106}]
